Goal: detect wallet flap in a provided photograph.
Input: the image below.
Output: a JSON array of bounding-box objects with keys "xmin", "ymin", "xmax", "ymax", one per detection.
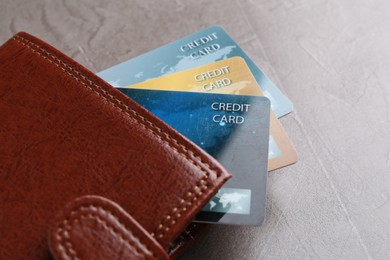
[
  {"xmin": 0, "ymin": 32, "xmax": 231, "ymax": 259},
  {"xmin": 49, "ymin": 195, "xmax": 169, "ymax": 260}
]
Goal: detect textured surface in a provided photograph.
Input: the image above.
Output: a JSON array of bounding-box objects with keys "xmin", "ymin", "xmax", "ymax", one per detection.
[
  {"xmin": 50, "ymin": 196, "xmax": 169, "ymax": 260},
  {"xmin": 0, "ymin": 32, "xmax": 230, "ymax": 258},
  {"xmin": 1, "ymin": 0, "xmax": 390, "ymax": 259}
]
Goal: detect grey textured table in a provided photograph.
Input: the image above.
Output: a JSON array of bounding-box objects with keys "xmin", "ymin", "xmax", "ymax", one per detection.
[{"xmin": 1, "ymin": 1, "xmax": 389, "ymax": 259}]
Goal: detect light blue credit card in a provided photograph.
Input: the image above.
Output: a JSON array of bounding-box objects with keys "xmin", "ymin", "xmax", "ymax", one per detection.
[{"xmin": 98, "ymin": 25, "xmax": 293, "ymax": 117}]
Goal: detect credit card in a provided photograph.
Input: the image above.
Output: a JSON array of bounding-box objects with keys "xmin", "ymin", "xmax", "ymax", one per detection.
[
  {"xmin": 98, "ymin": 25, "xmax": 293, "ymax": 118},
  {"xmin": 123, "ymin": 57, "xmax": 298, "ymax": 171},
  {"xmin": 119, "ymin": 88, "xmax": 270, "ymax": 225}
]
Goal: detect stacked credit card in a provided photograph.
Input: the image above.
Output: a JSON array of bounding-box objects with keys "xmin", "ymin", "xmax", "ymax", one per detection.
[{"xmin": 98, "ymin": 26, "xmax": 298, "ymax": 226}]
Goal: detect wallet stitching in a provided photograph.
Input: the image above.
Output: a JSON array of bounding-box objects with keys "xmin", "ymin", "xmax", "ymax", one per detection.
[
  {"xmin": 58, "ymin": 204, "xmax": 156, "ymax": 259},
  {"xmin": 12, "ymin": 35, "xmax": 223, "ymax": 240}
]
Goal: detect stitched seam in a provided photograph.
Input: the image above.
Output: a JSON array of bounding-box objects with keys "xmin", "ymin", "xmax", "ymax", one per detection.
[
  {"xmin": 57, "ymin": 204, "xmax": 154, "ymax": 259},
  {"xmin": 12, "ymin": 35, "xmax": 223, "ymax": 239}
]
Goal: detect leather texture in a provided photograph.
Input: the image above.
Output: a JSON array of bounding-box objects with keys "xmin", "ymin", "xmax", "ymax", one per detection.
[
  {"xmin": 0, "ymin": 32, "xmax": 231, "ymax": 259},
  {"xmin": 49, "ymin": 196, "xmax": 169, "ymax": 260}
]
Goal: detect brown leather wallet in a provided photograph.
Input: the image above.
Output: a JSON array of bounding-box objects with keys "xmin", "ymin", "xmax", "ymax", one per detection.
[{"xmin": 0, "ymin": 32, "xmax": 231, "ymax": 259}]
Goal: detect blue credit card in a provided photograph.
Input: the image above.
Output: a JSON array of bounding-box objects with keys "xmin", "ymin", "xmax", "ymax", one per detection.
[
  {"xmin": 119, "ymin": 88, "xmax": 270, "ymax": 226},
  {"xmin": 98, "ymin": 25, "xmax": 292, "ymax": 118}
]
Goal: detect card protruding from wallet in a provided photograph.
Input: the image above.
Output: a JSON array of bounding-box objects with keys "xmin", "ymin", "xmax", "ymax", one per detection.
[
  {"xmin": 122, "ymin": 57, "xmax": 298, "ymax": 171},
  {"xmin": 119, "ymin": 89, "xmax": 270, "ymax": 225}
]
